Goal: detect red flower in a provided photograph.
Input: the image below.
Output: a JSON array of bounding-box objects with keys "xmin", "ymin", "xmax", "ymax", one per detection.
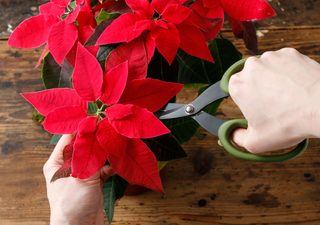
[
  {"xmin": 77, "ymin": 0, "xmax": 97, "ymax": 28},
  {"xmin": 190, "ymin": 0, "xmax": 276, "ymax": 40},
  {"xmin": 189, "ymin": 0, "xmax": 276, "ymax": 45},
  {"xmin": 8, "ymin": 0, "xmax": 99, "ymax": 66},
  {"xmin": 96, "ymin": 0, "xmax": 214, "ymax": 65},
  {"xmin": 191, "ymin": 0, "xmax": 276, "ymax": 21},
  {"xmin": 22, "ymin": 44, "xmax": 182, "ymax": 194}
]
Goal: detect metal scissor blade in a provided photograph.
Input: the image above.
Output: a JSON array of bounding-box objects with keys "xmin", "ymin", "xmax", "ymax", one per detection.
[
  {"xmin": 164, "ymin": 103, "xmax": 185, "ymax": 110},
  {"xmin": 192, "ymin": 111, "xmax": 226, "ymax": 137},
  {"xmin": 156, "ymin": 104, "xmax": 187, "ymax": 119},
  {"xmin": 157, "ymin": 81, "xmax": 228, "ymax": 120},
  {"xmin": 189, "ymin": 81, "xmax": 228, "ymax": 113}
]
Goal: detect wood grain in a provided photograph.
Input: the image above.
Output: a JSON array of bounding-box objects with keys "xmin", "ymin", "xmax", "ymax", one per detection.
[
  {"xmin": 0, "ymin": 0, "xmax": 50, "ymax": 38},
  {"xmin": 1, "ymin": 0, "xmax": 320, "ymax": 38},
  {"xmin": 1, "ymin": 1, "xmax": 320, "ymax": 224},
  {"xmin": 0, "ymin": 42, "xmax": 51, "ymax": 225}
]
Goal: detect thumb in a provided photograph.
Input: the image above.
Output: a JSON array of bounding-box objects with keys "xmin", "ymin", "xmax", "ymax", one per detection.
[
  {"xmin": 218, "ymin": 128, "xmax": 248, "ymax": 149},
  {"xmin": 219, "ymin": 127, "xmax": 261, "ymax": 154},
  {"xmin": 231, "ymin": 128, "xmax": 266, "ymax": 154},
  {"xmin": 43, "ymin": 134, "xmax": 75, "ymax": 182},
  {"xmin": 100, "ymin": 165, "xmax": 117, "ymax": 183},
  {"xmin": 231, "ymin": 128, "xmax": 248, "ymax": 148}
]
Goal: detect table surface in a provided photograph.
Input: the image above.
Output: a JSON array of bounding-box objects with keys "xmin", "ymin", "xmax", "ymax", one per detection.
[{"xmin": 1, "ymin": 0, "xmax": 320, "ymax": 224}]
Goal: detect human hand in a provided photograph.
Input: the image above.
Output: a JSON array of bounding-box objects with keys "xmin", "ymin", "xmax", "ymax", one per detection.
[
  {"xmin": 43, "ymin": 134, "xmax": 116, "ymax": 225},
  {"xmin": 229, "ymin": 48, "xmax": 320, "ymax": 153}
]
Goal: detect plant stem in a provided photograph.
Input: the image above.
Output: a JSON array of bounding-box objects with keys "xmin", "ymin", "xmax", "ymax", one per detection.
[
  {"xmin": 99, "ymin": 103, "xmax": 105, "ymax": 111},
  {"xmin": 219, "ymin": 31, "xmax": 224, "ymax": 39},
  {"xmin": 95, "ymin": 101, "xmax": 99, "ymax": 110}
]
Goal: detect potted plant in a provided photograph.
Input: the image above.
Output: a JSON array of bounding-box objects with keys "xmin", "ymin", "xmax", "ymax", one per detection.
[{"xmin": 8, "ymin": 0, "xmax": 276, "ymax": 223}]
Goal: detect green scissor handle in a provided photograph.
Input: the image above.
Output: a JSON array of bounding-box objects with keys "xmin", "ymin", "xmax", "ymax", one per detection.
[{"xmin": 218, "ymin": 56, "xmax": 309, "ymax": 162}]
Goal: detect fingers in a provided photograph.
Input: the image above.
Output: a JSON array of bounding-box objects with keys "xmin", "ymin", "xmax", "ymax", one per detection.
[
  {"xmin": 44, "ymin": 134, "xmax": 117, "ymax": 184},
  {"xmin": 48, "ymin": 134, "xmax": 75, "ymax": 165},
  {"xmin": 100, "ymin": 165, "xmax": 117, "ymax": 183},
  {"xmin": 219, "ymin": 128, "xmax": 262, "ymax": 154},
  {"xmin": 43, "ymin": 134, "xmax": 75, "ymax": 182},
  {"xmin": 218, "ymin": 127, "xmax": 246, "ymax": 147},
  {"xmin": 226, "ymin": 128, "xmax": 281, "ymax": 154},
  {"xmin": 230, "ymin": 128, "xmax": 247, "ymax": 148}
]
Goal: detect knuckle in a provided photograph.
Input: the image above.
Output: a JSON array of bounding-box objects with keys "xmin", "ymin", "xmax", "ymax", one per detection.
[
  {"xmin": 229, "ymin": 75, "xmax": 242, "ymax": 96},
  {"xmin": 229, "ymin": 74, "xmax": 238, "ymax": 87},
  {"xmin": 279, "ymin": 47, "xmax": 298, "ymax": 54},
  {"xmin": 278, "ymin": 48, "xmax": 302, "ymax": 58},
  {"xmin": 261, "ymin": 50, "xmax": 276, "ymax": 59},
  {"xmin": 242, "ymin": 56, "xmax": 262, "ymax": 74},
  {"xmin": 244, "ymin": 56, "xmax": 260, "ymax": 68}
]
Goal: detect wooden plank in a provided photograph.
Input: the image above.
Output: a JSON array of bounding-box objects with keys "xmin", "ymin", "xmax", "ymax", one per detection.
[
  {"xmin": 0, "ymin": 0, "xmax": 49, "ymax": 38},
  {"xmin": 0, "ymin": 41, "xmax": 51, "ymax": 224},
  {"xmin": 1, "ymin": 0, "xmax": 320, "ymax": 38},
  {"xmin": 256, "ymin": 0, "xmax": 320, "ymax": 28},
  {"xmin": 225, "ymin": 28, "xmax": 320, "ymax": 61},
  {"xmin": 1, "ymin": 28, "xmax": 320, "ymax": 224}
]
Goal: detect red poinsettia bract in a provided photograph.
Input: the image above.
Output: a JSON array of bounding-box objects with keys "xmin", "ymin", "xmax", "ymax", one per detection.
[
  {"xmin": 96, "ymin": 0, "xmax": 214, "ymax": 65},
  {"xmin": 191, "ymin": 0, "xmax": 276, "ymax": 21},
  {"xmin": 8, "ymin": 0, "xmax": 99, "ymax": 67},
  {"xmin": 190, "ymin": 0, "xmax": 276, "ymax": 41},
  {"xmin": 22, "ymin": 44, "xmax": 183, "ymax": 194}
]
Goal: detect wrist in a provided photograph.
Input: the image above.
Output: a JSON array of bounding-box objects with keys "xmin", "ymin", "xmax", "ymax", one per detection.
[
  {"xmin": 50, "ymin": 215, "xmax": 70, "ymax": 225},
  {"xmin": 308, "ymin": 105, "xmax": 320, "ymax": 139},
  {"xmin": 50, "ymin": 209, "xmax": 81, "ymax": 225},
  {"xmin": 50, "ymin": 211, "xmax": 73, "ymax": 225},
  {"xmin": 50, "ymin": 216, "xmax": 85, "ymax": 225},
  {"xmin": 297, "ymin": 81, "xmax": 320, "ymax": 139},
  {"xmin": 50, "ymin": 211, "xmax": 98, "ymax": 225}
]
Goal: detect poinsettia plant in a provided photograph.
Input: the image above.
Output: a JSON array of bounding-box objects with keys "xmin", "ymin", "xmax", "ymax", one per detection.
[{"xmin": 8, "ymin": 0, "xmax": 276, "ymax": 223}]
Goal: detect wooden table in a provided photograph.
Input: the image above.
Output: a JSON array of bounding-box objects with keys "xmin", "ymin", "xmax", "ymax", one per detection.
[{"xmin": 1, "ymin": 1, "xmax": 320, "ymax": 224}]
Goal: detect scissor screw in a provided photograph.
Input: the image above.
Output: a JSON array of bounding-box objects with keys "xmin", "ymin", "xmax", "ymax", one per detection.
[{"xmin": 185, "ymin": 105, "xmax": 195, "ymax": 114}]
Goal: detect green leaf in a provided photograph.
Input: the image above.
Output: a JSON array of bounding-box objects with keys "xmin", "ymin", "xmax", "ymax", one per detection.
[
  {"xmin": 50, "ymin": 134, "xmax": 62, "ymax": 144},
  {"xmin": 161, "ymin": 117, "xmax": 200, "ymax": 145},
  {"xmin": 142, "ymin": 133, "xmax": 188, "ymax": 161},
  {"xmin": 97, "ymin": 9, "xmax": 119, "ymax": 25},
  {"xmin": 87, "ymin": 102, "xmax": 98, "ymax": 114},
  {"xmin": 177, "ymin": 38, "xmax": 242, "ymax": 86},
  {"xmin": 147, "ymin": 49, "xmax": 179, "ymax": 83},
  {"xmin": 193, "ymin": 130, "xmax": 207, "ymax": 140},
  {"xmin": 96, "ymin": 44, "xmax": 120, "ymax": 61},
  {"xmin": 183, "ymin": 83, "xmax": 208, "ymax": 90},
  {"xmin": 42, "ymin": 53, "xmax": 73, "ymax": 89},
  {"xmin": 208, "ymin": 38, "xmax": 243, "ymax": 81},
  {"xmin": 32, "ymin": 109, "xmax": 45, "ymax": 125},
  {"xmin": 176, "ymin": 49, "xmax": 209, "ymax": 86},
  {"xmin": 103, "ymin": 175, "xmax": 129, "ymax": 224},
  {"xmin": 68, "ymin": 1, "xmax": 77, "ymax": 9},
  {"xmin": 157, "ymin": 161, "xmax": 168, "ymax": 171}
]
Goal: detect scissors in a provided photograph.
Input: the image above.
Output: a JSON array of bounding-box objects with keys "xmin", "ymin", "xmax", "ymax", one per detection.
[{"xmin": 157, "ymin": 57, "xmax": 308, "ymax": 162}]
